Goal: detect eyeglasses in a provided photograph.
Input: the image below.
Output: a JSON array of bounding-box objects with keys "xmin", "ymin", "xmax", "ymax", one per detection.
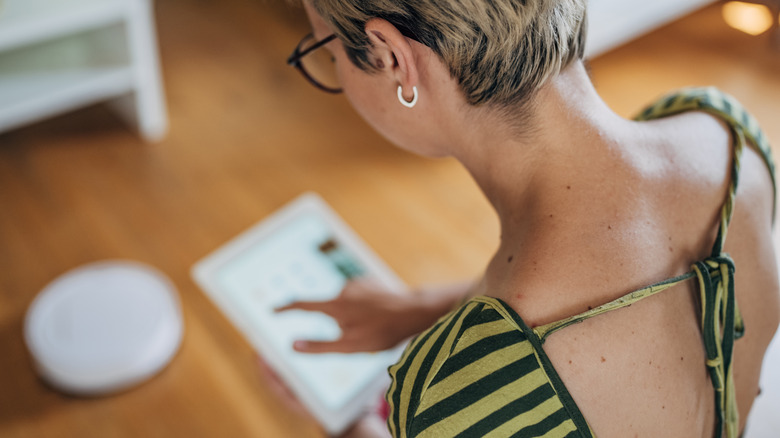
[{"xmin": 287, "ymin": 33, "xmax": 342, "ymax": 94}]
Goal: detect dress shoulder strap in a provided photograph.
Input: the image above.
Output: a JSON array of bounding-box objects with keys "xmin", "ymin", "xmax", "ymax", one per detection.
[{"xmin": 635, "ymin": 87, "xmax": 777, "ymax": 241}]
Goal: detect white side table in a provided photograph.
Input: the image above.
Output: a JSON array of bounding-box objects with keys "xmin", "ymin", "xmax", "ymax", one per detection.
[{"xmin": 0, "ymin": 0, "xmax": 167, "ymax": 142}]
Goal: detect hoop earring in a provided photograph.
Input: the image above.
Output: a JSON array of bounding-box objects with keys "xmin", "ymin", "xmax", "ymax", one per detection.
[{"xmin": 397, "ymin": 86, "xmax": 418, "ymax": 108}]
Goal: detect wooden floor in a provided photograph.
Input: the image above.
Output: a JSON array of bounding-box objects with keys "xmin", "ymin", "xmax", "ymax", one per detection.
[{"xmin": 1, "ymin": 1, "xmax": 778, "ymax": 437}]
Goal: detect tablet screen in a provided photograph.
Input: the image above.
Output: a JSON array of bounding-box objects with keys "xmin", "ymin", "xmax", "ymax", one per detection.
[{"xmin": 212, "ymin": 213, "xmax": 394, "ymax": 411}]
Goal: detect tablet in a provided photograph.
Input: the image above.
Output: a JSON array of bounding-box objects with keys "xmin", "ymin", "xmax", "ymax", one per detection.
[{"xmin": 191, "ymin": 193, "xmax": 406, "ymax": 435}]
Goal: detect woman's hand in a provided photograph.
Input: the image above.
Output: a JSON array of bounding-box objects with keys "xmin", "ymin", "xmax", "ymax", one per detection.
[
  {"xmin": 263, "ymin": 279, "xmax": 476, "ymax": 435},
  {"xmin": 276, "ymin": 279, "xmax": 470, "ymax": 354}
]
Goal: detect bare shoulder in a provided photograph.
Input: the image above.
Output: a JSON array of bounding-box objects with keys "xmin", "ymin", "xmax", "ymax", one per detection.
[{"xmin": 646, "ymin": 109, "xmax": 774, "ymax": 252}]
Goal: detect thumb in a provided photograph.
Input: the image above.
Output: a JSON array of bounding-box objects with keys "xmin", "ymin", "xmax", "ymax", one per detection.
[
  {"xmin": 275, "ymin": 300, "xmax": 334, "ymax": 314},
  {"xmin": 292, "ymin": 339, "xmax": 358, "ymax": 354}
]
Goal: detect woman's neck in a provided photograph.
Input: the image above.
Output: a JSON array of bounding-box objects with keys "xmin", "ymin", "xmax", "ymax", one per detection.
[{"xmin": 449, "ymin": 61, "xmax": 637, "ymax": 246}]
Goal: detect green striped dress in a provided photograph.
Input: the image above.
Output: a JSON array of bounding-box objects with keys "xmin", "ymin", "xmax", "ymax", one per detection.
[{"xmin": 386, "ymin": 88, "xmax": 776, "ymax": 438}]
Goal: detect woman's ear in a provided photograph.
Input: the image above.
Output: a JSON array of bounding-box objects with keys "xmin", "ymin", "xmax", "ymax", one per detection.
[{"xmin": 364, "ymin": 18, "xmax": 419, "ymax": 95}]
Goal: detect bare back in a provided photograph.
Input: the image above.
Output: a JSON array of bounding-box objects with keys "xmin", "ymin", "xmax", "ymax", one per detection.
[{"xmin": 490, "ymin": 94, "xmax": 780, "ymax": 437}]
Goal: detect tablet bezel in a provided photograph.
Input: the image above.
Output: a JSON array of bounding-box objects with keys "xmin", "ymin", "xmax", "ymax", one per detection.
[{"xmin": 191, "ymin": 192, "xmax": 406, "ymax": 435}]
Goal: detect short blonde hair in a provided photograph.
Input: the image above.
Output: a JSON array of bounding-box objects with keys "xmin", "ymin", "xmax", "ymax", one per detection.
[{"xmin": 309, "ymin": 0, "xmax": 587, "ymax": 108}]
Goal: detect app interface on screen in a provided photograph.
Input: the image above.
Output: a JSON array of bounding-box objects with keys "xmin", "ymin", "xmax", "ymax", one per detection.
[{"xmin": 215, "ymin": 214, "xmax": 393, "ymax": 410}]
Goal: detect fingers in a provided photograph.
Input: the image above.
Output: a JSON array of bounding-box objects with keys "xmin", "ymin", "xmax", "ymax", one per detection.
[
  {"xmin": 274, "ymin": 280, "xmax": 384, "ymax": 313},
  {"xmin": 292, "ymin": 336, "xmax": 395, "ymax": 354},
  {"xmin": 275, "ymin": 300, "xmax": 335, "ymax": 313}
]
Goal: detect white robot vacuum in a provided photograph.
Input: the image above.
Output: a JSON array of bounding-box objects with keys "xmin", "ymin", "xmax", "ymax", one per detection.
[{"xmin": 24, "ymin": 261, "xmax": 184, "ymax": 396}]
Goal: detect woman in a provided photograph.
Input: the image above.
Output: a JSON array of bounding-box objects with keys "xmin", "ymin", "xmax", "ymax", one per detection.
[{"xmin": 270, "ymin": 0, "xmax": 780, "ymax": 436}]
